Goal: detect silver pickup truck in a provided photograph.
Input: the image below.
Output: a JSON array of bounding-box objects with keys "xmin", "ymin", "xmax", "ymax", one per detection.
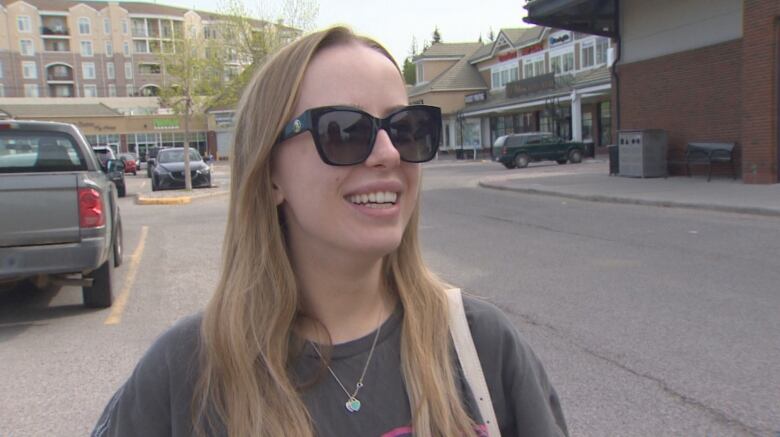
[{"xmin": 0, "ymin": 120, "xmax": 123, "ymax": 307}]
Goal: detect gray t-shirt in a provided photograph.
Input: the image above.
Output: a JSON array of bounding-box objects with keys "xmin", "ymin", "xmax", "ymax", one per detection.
[{"xmin": 92, "ymin": 295, "xmax": 568, "ymax": 437}]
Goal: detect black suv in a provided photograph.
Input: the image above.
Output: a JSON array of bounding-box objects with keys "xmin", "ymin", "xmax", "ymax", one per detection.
[
  {"xmin": 93, "ymin": 146, "xmax": 126, "ymax": 197},
  {"xmin": 494, "ymin": 132, "xmax": 586, "ymax": 169}
]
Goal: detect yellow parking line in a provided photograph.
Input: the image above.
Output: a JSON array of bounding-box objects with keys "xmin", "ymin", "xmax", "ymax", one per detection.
[{"xmin": 104, "ymin": 225, "xmax": 149, "ymax": 325}]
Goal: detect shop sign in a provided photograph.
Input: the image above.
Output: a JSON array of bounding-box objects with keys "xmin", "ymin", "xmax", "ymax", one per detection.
[
  {"xmin": 506, "ymin": 72, "xmax": 556, "ymax": 98},
  {"xmin": 153, "ymin": 118, "xmax": 179, "ymax": 130},
  {"xmin": 465, "ymin": 92, "xmax": 486, "ymax": 104},
  {"xmin": 549, "ymin": 32, "xmax": 572, "ymax": 47},
  {"xmin": 497, "ymin": 51, "xmax": 518, "ymax": 62},
  {"xmin": 214, "ymin": 112, "xmax": 234, "ymax": 128},
  {"xmin": 521, "ymin": 43, "xmax": 544, "ymax": 56}
]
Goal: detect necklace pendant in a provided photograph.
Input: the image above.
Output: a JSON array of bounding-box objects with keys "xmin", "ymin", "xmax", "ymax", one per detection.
[{"xmin": 345, "ymin": 397, "xmax": 362, "ymax": 413}]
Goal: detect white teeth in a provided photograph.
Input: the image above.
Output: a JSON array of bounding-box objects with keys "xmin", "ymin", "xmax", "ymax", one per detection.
[{"xmin": 348, "ymin": 191, "xmax": 398, "ymax": 205}]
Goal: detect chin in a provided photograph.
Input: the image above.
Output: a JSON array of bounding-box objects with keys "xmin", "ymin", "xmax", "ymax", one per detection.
[{"xmin": 348, "ymin": 234, "xmax": 404, "ymax": 258}]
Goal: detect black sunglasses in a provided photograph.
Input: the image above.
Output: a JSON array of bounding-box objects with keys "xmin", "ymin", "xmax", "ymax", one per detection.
[{"xmin": 276, "ymin": 105, "xmax": 442, "ymax": 166}]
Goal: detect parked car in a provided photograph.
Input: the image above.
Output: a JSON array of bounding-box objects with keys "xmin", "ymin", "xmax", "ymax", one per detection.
[
  {"xmin": 0, "ymin": 120, "xmax": 123, "ymax": 307},
  {"xmin": 151, "ymin": 148, "xmax": 212, "ymax": 191},
  {"xmin": 93, "ymin": 146, "xmax": 126, "ymax": 197},
  {"xmin": 118, "ymin": 153, "xmax": 138, "ymax": 175},
  {"xmin": 493, "ymin": 132, "xmax": 586, "ymax": 169},
  {"xmin": 146, "ymin": 147, "xmax": 160, "ymax": 178}
]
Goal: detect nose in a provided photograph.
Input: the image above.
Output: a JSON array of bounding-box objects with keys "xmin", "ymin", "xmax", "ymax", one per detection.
[{"xmin": 364, "ymin": 129, "xmax": 400, "ymax": 168}]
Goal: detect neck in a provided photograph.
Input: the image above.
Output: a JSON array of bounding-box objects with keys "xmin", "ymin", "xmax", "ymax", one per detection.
[{"xmin": 293, "ymin": 252, "xmax": 396, "ymax": 345}]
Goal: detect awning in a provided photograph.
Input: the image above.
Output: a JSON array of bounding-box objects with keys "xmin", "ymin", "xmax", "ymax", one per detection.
[{"xmin": 523, "ymin": 0, "xmax": 617, "ymax": 38}]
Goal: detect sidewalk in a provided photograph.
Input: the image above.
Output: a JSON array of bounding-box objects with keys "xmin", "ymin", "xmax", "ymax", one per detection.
[{"xmin": 479, "ymin": 161, "xmax": 780, "ymax": 217}]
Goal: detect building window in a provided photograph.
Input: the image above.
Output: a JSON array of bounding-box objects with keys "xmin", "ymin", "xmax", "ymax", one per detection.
[
  {"xmin": 124, "ymin": 62, "xmax": 133, "ymax": 79},
  {"xmin": 103, "ymin": 18, "xmax": 111, "ymax": 34},
  {"xmin": 491, "ymin": 62, "xmax": 520, "ymax": 89},
  {"xmin": 17, "ymin": 16, "xmax": 31, "ymax": 32},
  {"xmin": 105, "ymin": 41, "xmax": 113, "ymax": 56},
  {"xmin": 122, "ymin": 19, "xmax": 128, "ymax": 34},
  {"xmin": 20, "ymin": 39, "xmax": 34, "ymax": 56},
  {"xmin": 139, "ymin": 63, "xmax": 161, "ymax": 74},
  {"xmin": 83, "ymin": 84, "xmax": 98, "ymax": 97},
  {"xmin": 523, "ymin": 56, "xmax": 545, "ymax": 79},
  {"xmin": 134, "ymin": 40, "xmax": 149, "ymax": 54},
  {"xmin": 22, "ymin": 61, "xmax": 37, "ymax": 79},
  {"xmin": 126, "ymin": 84, "xmax": 134, "ymax": 96},
  {"xmin": 582, "ymin": 111, "xmax": 593, "ymax": 141},
  {"xmin": 51, "ymin": 65, "xmax": 70, "ymax": 79},
  {"xmin": 78, "ymin": 17, "xmax": 91, "ymax": 35},
  {"xmin": 596, "ymin": 38, "xmax": 609, "ymax": 65},
  {"xmin": 581, "ymin": 41, "xmax": 595, "ymax": 69},
  {"xmin": 81, "ymin": 41, "xmax": 93, "ymax": 57},
  {"xmin": 106, "ymin": 62, "xmax": 115, "ymax": 79},
  {"xmin": 108, "ymin": 84, "xmax": 116, "ymax": 97},
  {"xmin": 82, "ymin": 62, "xmax": 96, "ymax": 79},
  {"xmin": 24, "ymin": 84, "xmax": 39, "ymax": 97},
  {"xmin": 123, "ymin": 42, "xmax": 130, "ymax": 56},
  {"xmin": 416, "ymin": 63, "xmax": 423, "ymax": 84},
  {"xmin": 551, "ymin": 52, "xmax": 574, "ymax": 74}
]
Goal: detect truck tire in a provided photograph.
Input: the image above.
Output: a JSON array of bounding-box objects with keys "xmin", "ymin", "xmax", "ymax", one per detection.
[
  {"xmin": 569, "ymin": 149, "xmax": 583, "ymax": 164},
  {"xmin": 113, "ymin": 219, "xmax": 123, "ymax": 267},
  {"xmin": 83, "ymin": 252, "xmax": 114, "ymax": 308}
]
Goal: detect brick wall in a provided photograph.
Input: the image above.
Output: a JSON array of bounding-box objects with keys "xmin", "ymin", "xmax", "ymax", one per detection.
[
  {"xmin": 616, "ymin": 39, "xmax": 743, "ymax": 177},
  {"xmin": 740, "ymin": 0, "xmax": 779, "ymax": 183}
]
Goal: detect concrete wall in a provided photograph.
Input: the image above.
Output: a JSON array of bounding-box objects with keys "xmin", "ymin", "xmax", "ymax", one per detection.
[{"xmin": 620, "ymin": 0, "xmax": 742, "ymax": 64}]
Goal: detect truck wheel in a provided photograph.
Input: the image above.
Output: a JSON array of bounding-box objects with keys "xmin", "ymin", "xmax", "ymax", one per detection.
[
  {"xmin": 569, "ymin": 149, "xmax": 583, "ymax": 164},
  {"xmin": 113, "ymin": 219, "xmax": 123, "ymax": 267},
  {"xmin": 83, "ymin": 252, "xmax": 114, "ymax": 308}
]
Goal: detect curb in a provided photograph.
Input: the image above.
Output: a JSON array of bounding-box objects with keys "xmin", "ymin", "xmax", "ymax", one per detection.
[
  {"xmin": 478, "ymin": 181, "xmax": 780, "ymax": 218},
  {"xmin": 134, "ymin": 189, "xmax": 229, "ymax": 205}
]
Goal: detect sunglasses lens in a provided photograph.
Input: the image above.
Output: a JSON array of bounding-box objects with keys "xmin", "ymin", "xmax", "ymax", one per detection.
[
  {"xmin": 316, "ymin": 111, "xmax": 373, "ymax": 165},
  {"xmin": 388, "ymin": 108, "xmax": 439, "ymax": 163}
]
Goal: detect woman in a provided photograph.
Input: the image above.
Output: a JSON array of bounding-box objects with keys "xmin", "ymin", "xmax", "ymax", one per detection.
[{"xmin": 92, "ymin": 27, "xmax": 568, "ymax": 437}]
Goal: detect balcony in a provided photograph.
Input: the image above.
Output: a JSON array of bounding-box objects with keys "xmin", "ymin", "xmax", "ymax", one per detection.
[
  {"xmin": 40, "ymin": 26, "xmax": 69, "ymax": 37},
  {"xmin": 132, "ymin": 28, "xmax": 148, "ymax": 38},
  {"xmin": 47, "ymin": 65, "xmax": 74, "ymax": 82},
  {"xmin": 48, "ymin": 84, "xmax": 75, "ymax": 97}
]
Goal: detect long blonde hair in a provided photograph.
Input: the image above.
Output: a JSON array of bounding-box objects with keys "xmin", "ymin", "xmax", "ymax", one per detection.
[{"xmin": 194, "ymin": 26, "xmax": 476, "ymax": 436}]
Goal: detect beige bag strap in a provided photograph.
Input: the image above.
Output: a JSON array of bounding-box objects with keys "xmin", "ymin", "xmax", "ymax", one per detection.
[{"xmin": 446, "ymin": 288, "xmax": 501, "ymax": 437}]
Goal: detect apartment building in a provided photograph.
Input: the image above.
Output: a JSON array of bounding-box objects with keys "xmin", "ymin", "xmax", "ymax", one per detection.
[
  {"xmin": 409, "ymin": 26, "xmax": 614, "ymax": 156},
  {"xmin": 0, "ymin": 0, "xmax": 294, "ymax": 99},
  {"xmin": 0, "ymin": 0, "xmax": 297, "ymax": 159}
]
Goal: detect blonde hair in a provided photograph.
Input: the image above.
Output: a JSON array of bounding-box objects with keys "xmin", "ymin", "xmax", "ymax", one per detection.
[{"xmin": 194, "ymin": 26, "xmax": 476, "ymax": 436}]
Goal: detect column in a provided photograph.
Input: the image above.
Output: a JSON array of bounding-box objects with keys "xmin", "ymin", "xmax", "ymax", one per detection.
[{"xmin": 571, "ymin": 89, "xmax": 582, "ymax": 141}]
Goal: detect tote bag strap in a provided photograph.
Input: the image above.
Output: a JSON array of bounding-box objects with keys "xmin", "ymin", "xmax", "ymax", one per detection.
[{"xmin": 446, "ymin": 288, "xmax": 501, "ymax": 437}]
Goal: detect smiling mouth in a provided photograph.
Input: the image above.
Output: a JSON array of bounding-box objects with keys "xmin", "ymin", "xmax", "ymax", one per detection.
[{"xmin": 347, "ymin": 191, "xmax": 399, "ymax": 209}]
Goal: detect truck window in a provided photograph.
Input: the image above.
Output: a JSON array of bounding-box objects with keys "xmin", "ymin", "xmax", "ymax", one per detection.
[{"xmin": 0, "ymin": 132, "xmax": 87, "ymax": 173}]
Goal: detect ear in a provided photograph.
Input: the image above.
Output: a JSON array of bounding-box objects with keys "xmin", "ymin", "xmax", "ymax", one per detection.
[{"xmin": 271, "ymin": 180, "xmax": 285, "ymax": 206}]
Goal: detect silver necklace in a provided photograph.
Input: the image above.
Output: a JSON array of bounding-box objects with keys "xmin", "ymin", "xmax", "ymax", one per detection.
[{"xmin": 309, "ymin": 309, "xmax": 384, "ymax": 413}]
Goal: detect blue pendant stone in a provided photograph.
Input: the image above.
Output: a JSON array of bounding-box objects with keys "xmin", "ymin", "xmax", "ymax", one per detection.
[{"xmin": 346, "ymin": 398, "xmax": 362, "ymax": 412}]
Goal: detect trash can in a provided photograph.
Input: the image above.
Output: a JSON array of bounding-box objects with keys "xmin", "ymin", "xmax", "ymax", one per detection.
[{"xmin": 608, "ymin": 144, "xmax": 619, "ymax": 176}]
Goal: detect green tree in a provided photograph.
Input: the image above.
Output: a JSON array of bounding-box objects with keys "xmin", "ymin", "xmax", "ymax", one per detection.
[
  {"xmin": 158, "ymin": 28, "xmax": 222, "ymax": 191},
  {"xmin": 402, "ymin": 57, "xmax": 416, "ymax": 85},
  {"xmin": 432, "ymin": 26, "xmax": 442, "ymax": 43}
]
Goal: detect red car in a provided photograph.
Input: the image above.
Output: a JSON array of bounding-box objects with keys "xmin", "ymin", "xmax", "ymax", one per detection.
[{"xmin": 118, "ymin": 153, "xmax": 138, "ymax": 175}]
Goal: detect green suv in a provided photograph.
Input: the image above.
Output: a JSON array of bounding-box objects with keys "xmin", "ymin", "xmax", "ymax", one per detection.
[{"xmin": 493, "ymin": 132, "xmax": 586, "ymax": 169}]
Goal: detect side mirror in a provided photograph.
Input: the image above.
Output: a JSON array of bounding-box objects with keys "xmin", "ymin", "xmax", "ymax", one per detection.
[{"xmin": 107, "ymin": 159, "xmax": 125, "ymax": 172}]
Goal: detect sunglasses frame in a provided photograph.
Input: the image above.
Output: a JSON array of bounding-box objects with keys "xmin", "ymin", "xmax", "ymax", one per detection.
[{"xmin": 276, "ymin": 104, "xmax": 442, "ymax": 166}]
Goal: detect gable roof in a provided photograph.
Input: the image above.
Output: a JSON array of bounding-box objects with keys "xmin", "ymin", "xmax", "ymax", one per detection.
[
  {"xmin": 408, "ymin": 44, "xmax": 487, "ymax": 97},
  {"xmin": 469, "ymin": 26, "xmax": 547, "ymax": 63},
  {"xmin": 413, "ymin": 42, "xmax": 484, "ymax": 61}
]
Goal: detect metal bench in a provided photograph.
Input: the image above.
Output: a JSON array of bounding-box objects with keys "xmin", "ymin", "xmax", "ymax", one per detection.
[{"xmin": 685, "ymin": 142, "xmax": 737, "ymax": 182}]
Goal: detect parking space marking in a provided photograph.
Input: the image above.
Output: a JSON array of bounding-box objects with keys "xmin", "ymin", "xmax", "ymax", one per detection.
[
  {"xmin": 140, "ymin": 181, "xmax": 147, "ymax": 189},
  {"xmin": 104, "ymin": 225, "xmax": 149, "ymax": 325}
]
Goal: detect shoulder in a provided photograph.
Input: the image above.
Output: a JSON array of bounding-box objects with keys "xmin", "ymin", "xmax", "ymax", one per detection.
[
  {"xmin": 461, "ymin": 294, "xmax": 522, "ymax": 345},
  {"xmin": 92, "ymin": 313, "xmax": 203, "ymax": 437}
]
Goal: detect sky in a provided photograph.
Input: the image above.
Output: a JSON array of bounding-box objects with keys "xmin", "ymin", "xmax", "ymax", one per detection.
[{"xmin": 143, "ymin": 0, "xmax": 530, "ymax": 66}]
